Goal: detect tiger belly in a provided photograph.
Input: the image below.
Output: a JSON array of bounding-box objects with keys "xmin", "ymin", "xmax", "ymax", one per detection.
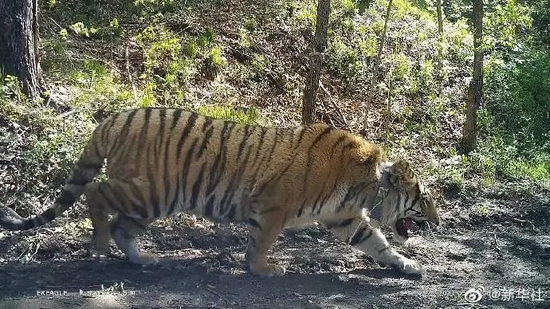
[{"xmin": 173, "ymin": 184, "xmax": 250, "ymax": 223}]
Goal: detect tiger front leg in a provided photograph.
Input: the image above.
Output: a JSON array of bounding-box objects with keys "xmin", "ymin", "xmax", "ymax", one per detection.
[
  {"xmin": 246, "ymin": 209, "xmax": 286, "ymax": 277},
  {"xmin": 322, "ymin": 214, "xmax": 424, "ymax": 276}
]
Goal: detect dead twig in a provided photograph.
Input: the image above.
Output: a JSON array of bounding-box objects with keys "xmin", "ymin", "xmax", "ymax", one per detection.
[
  {"xmin": 16, "ymin": 240, "xmax": 40, "ymax": 264},
  {"xmin": 511, "ymin": 218, "xmax": 537, "ymax": 232},
  {"xmin": 319, "ymin": 82, "xmax": 349, "ymax": 129},
  {"xmin": 125, "ymin": 42, "xmax": 138, "ymax": 102},
  {"xmin": 492, "ymin": 232, "xmax": 501, "ymax": 254},
  {"xmin": 59, "ymin": 110, "xmax": 75, "ymax": 118},
  {"xmin": 318, "ymin": 101, "xmax": 336, "ymax": 127},
  {"xmin": 206, "ymin": 285, "xmax": 231, "ymax": 305},
  {"xmin": 48, "ymin": 17, "xmax": 64, "ymax": 31}
]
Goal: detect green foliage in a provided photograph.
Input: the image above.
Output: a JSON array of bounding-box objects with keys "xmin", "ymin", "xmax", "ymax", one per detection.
[
  {"xmin": 68, "ymin": 59, "xmax": 134, "ymax": 111},
  {"xmin": 392, "ymin": 53, "xmax": 410, "ymax": 81},
  {"xmin": 293, "ymin": 1, "xmax": 316, "ymax": 26},
  {"xmin": 59, "ymin": 19, "xmax": 123, "ymax": 40},
  {"xmin": 135, "ymin": 26, "xmax": 225, "ymax": 103},
  {"xmin": 475, "ymin": 203, "xmax": 490, "ymax": 217},
  {"xmin": 69, "ymin": 22, "xmax": 98, "ymax": 38},
  {"xmin": 437, "ymin": 0, "xmax": 550, "ymax": 184},
  {"xmin": 392, "ymin": 0, "xmax": 432, "ymax": 21},
  {"xmin": 186, "ymin": 39, "xmax": 199, "ymax": 59},
  {"xmin": 200, "ymin": 28, "xmax": 217, "ymax": 47},
  {"xmin": 244, "ymin": 18, "xmax": 259, "ymax": 32},
  {"xmin": 0, "ymin": 75, "xmax": 92, "ymax": 195},
  {"xmin": 484, "ymin": 0, "xmax": 532, "ymax": 50},
  {"xmin": 0, "ymin": 75, "xmax": 26, "ymax": 106},
  {"xmin": 136, "ymin": 26, "xmax": 196, "ymax": 105},
  {"xmin": 196, "ymin": 106, "xmax": 260, "ymax": 125},
  {"xmin": 1, "ymin": 75, "xmax": 57, "ymax": 131},
  {"xmin": 238, "ymin": 29, "xmax": 252, "ymax": 48},
  {"xmin": 133, "ymin": 0, "xmax": 176, "ymax": 15},
  {"xmin": 297, "ymin": 0, "xmax": 471, "ymax": 100},
  {"xmin": 425, "ymin": 156, "xmax": 467, "ymax": 193},
  {"xmin": 531, "ymin": 0, "xmax": 550, "ymax": 45},
  {"xmin": 471, "ymin": 135, "xmax": 550, "ymax": 185},
  {"xmin": 484, "ymin": 50, "xmax": 550, "ymax": 153},
  {"xmin": 326, "ymin": 36, "xmax": 364, "ymax": 79},
  {"xmin": 22, "ymin": 126, "xmax": 85, "ymax": 185}
]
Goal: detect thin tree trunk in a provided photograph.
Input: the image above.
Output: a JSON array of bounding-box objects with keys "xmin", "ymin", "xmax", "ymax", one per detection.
[
  {"xmin": 362, "ymin": 0, "xmax": 393, "ymax": 132},
  {"xmin": 0, "ymin": 0, "xmax": 41, "ymax": 100},
  {"xmin": 461, "ymin": 0, "xmax": 483, "ymax": 153},
  {"xmin": 302, "ymin": 0, "xmax": 331, "ymax": 125},
  {"xmin": 384, "ymin": 68, "xmax": 393, "ymax": 142},
  {"xmin": 436, "ymin": 0, "xmax": 443, "ymax": 36},
  {"xmin": 435, "ymin": 0, "xmax": 444, "ymax": 87}
]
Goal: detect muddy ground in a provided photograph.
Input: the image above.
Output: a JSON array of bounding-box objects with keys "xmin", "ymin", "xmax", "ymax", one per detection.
[{"xmin": 0, "ymin": 182, "xmax": 549, "ymax": 309}]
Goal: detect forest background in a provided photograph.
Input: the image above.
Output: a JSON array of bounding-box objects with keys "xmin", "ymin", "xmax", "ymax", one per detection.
[{"xmin": 0, "ymin": 1, "xmax": 549, "ymax": 307}]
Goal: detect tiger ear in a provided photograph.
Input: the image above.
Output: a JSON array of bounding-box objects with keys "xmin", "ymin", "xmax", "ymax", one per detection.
[{"xmin": 388, "ymin": 159, "xmax": 417, "ymax": 192}]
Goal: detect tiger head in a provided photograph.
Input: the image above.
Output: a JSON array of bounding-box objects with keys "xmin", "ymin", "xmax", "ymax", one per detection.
[{"xmin": 378, "ymin": 159, "xmax": 440, "ymax": 243}]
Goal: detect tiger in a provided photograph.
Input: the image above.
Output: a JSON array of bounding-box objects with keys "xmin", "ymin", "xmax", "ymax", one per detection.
[{"xmin": 0, "ymin": 108, "xmax": 440, "ymax": 277}]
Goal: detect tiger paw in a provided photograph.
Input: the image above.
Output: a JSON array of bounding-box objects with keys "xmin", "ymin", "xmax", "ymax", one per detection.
[
  {"xmin": 90, "ymin": 250, "xmax": 108, "ymax": 259},
  {"xmin": 249, "ymin": 262, "xmax": 286, "ymax": 277},
  {"xmin": 393, "ymin": 258, "xmax": 424, "ymax": 276},
  {"xmin": 89, "ymin": 245, "xmax": 110, "ymax": 259}
]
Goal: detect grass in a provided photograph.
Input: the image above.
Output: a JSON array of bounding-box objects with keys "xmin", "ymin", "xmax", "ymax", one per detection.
[{"xmin": 197, "ymin": 105, "xmax": 261, "ymax": 125}]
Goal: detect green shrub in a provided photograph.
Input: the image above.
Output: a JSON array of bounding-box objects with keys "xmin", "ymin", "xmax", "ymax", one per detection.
[
  {"xmin": 136, "ymin": 26, "xmax": 198, "ymax": 105},
  {"xmin": 207, "ymin": 46, "xmax": 225, "ymax": 69},
  {"xmin": 0, "ymin": 75, "xmax": 93, "ymax": 195}
]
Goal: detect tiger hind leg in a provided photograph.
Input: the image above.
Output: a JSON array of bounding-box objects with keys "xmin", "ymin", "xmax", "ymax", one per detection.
[
  {"xmin": 85, "ymin": 182, "xmax": 113, "ymax": 257},
  {"xmin": 111, "ymin": 215, "xmax": 157, "ymax": 265},
  {"xmin": 86, "ymin": 180, "xmax": 157, "ymax": 264},
  {"xmin": 246, "ymin": 209, "xmax": 286, "ymax": 277}
]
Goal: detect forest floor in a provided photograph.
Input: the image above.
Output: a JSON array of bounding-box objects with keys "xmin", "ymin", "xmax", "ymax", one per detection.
[{"xmin": 1, "ymin": 180, "xmax": 549, "ymax": 309}]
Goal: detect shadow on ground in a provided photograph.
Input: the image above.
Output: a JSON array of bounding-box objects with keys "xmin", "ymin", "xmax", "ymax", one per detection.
[{"xmin": 1, "ymin": 216, "xmax": 549, "ymax": 308}]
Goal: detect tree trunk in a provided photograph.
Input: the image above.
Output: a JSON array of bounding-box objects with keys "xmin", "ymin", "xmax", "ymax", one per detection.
[
  {"xmin": 461, "ymin": 0, "xmax": 483, "ymax": 153},
  {"xmin": 436, "ymin": 0, "xmax": 443, "ymax": 36},
  {"xmin": 0, "ymin": 0, "xmax": 41, "ymax": 100},
  {"xmin": 302, "ymin": 0, "xmax": 331, "ymax": 125},
  {"xmin": 362, "ymin": 0, "xmax": 392, "ymax": 132}
]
